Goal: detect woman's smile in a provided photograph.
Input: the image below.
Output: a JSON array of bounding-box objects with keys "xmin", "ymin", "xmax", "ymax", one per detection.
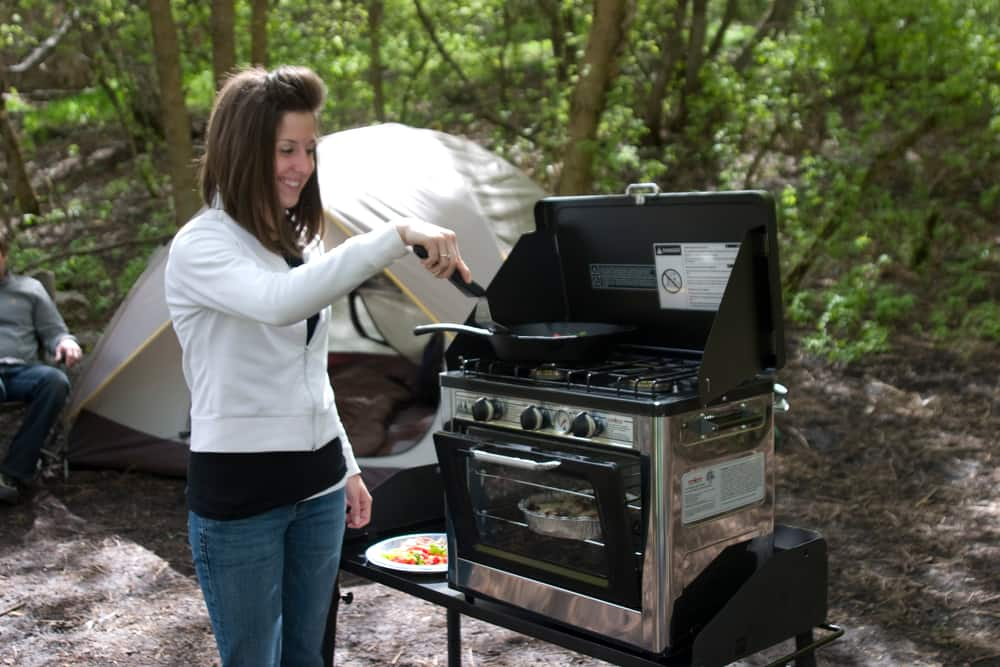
[{"xmin": 275, "ymin": 111, "xmax": 317, "ymax": 209}]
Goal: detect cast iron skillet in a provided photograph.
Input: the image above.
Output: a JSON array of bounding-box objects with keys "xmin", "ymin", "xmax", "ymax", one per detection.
[
  {"xmin": 412, "ymin": 321, "xmax": 633, "ymax": 362},
  {"xmin": 411, "ymin": 244, "xmax": 633, "ymax": 361}
]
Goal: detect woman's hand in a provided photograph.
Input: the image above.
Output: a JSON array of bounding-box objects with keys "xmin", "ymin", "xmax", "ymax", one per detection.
[
  {"xmin": 395, "ymin": 218, "xmax": 473, "ymax": 284},
  {"xmin": 345, "ymin": 474, "xmax": 372, "ymax": 529}
]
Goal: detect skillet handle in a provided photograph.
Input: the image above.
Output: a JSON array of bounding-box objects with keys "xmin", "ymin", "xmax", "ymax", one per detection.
[
  {"xmin": 413, "ymin": 323, "xmax": 494, "ymax": 337},
  {"xmin": 412, "ymin": 244, "xmax": 487, "ymax": 298}
]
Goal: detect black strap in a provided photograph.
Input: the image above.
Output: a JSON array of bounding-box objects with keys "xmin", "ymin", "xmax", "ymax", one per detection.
[
  {"xmin": 347, "ymin": 289, "xmax": 390, "ymax": 346},
  {"xmin": 284, "ymin": 255, "xmax": 319, "ymax": 344}
]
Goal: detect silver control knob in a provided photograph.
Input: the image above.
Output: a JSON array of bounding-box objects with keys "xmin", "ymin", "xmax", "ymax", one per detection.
[
  {"xmin": 519, "ymin": 406, "xmax": 551, "ymax": 430},
  {"xmin": 553, "ymin": 410, "xmax": 572, "ymax": 434},
  {"xmin": 571, "ymin": 412, "xmax": 604, "ymax": 438},
  {"xmin": 471, "ymin": 397, "xmax": 503, "ymax": 421}
]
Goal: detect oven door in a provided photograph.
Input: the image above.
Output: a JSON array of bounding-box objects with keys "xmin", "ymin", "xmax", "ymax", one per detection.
[{"xmin": 435, "ymin": 426, "xmax": 647, "ymax": 610}]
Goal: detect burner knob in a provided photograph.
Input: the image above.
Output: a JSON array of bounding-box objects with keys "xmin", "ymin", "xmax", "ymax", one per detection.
[
  {"xmin": 553, "ymin": 410, "xmax": 572, "ymax": 434},
  {"xmin": 519, "ymin": 406, "xmax": 551, "ymax": 430},
  {"xmin": 571, "ymin": 412, "xmax": 604, "ymax": 438},
  {"xmin": 471, "ymin": 397, "xmax": 504, "ymax": 421}
]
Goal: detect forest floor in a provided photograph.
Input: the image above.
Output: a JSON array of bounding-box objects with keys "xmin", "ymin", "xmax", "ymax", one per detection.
[{"xmin": 1, "ymin": 333, "xmax": 998, "ymax": 667}]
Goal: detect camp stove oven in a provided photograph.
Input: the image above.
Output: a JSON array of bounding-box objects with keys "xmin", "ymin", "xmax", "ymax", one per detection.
[
  {"xmin": 436, "ymin": 374, "xmax": 776, "ymax": 652},
  {"xmin": 431, "ymin": 186, "xmax": 835, "ymax": 661}
]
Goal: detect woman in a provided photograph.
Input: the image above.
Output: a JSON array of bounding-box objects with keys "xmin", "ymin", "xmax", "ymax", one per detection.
[{"xmin": 164, "ymin": 65, "xmax": 470, "ymax": 666}]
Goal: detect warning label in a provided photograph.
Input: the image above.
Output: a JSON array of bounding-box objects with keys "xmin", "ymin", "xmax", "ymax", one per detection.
[
  {"xmin": 681, "ymin": 452, "xmax": 765, "ymax": 524},
  {"xmin": 653, "ymin": 242, "xmax": 740, "ymax": 310},
  {"xmin": 589, "ymin": 263, "xmax": 658, "ymax": 290}
]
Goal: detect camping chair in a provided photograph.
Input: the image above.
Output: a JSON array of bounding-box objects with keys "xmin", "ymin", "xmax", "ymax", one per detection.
[{"xmin": 0, "ymin": 269, "xmax": 71, "ymax": 480}]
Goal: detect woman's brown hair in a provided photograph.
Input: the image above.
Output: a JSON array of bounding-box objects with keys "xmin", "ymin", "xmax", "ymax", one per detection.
[{"xmin": 200, "ymin": 65, "xmax": 326, "ymax": 257}]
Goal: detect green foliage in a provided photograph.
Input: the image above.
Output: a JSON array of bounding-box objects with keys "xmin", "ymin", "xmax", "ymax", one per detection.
[
  {"xmin": 959, "ymin": 303, "xmax": 1000, "ymax": 342},
  {"xmin": 7, "ymin": 243, "xmax": 44, "ymax": 270},
  {"xmin": 54, "ymin": 253, "xmax": 106, "ymax": 292},
  {"xmin": 925, "ymin": 242, "xmax": 1000, "ymax": 349},
  {"xmin": 117, "ymin": 255, "xmax": 151, "ymax": 296},
  {"xmin": 3, "ymin": 0, "xmax": 997, "ymax": 362},
  {"xmin": 788, "ymin": 257, "xmax": 916, "ymax": 363},
  {"xmin": 19, "ymin": 90, "xmax": 118, "ymax": 143}
]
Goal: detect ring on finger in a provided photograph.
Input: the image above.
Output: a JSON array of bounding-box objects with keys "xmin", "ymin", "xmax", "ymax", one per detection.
[{"xmin": 441, "ymin": 253, "xmax": 451, "ymax": 259}]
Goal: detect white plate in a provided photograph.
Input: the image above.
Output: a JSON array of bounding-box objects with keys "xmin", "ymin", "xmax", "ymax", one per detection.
[{"xmin": 364, "ymin": 533, "xmax": 448, "ymax": 574}]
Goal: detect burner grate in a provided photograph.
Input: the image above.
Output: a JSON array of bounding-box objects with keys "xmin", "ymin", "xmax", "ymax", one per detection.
[{"xmin": 458, "ymin": 354, "xmax": 701, "ymax": 398}]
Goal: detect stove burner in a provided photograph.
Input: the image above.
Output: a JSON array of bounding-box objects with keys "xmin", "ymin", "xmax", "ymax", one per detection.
[
  {"xmin": 460, "ymin": 352, "xmax": 702, "ymax": 399},
  {"xmin": 629, "ymin": 377, "xmax": 664, "ymax": 391},
  {"xmin": 531, "ymin": 364, "xmax": 567, "ymax": 381}
]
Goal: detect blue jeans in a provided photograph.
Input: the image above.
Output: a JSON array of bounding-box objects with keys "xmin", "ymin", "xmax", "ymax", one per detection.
[
  {"xmin": 0, "ymin": 363, "xmax": 70, "ymax": 482},
  {"xmin": 188, "ymin": 488, "xmax": 346, "ymax": 667}
]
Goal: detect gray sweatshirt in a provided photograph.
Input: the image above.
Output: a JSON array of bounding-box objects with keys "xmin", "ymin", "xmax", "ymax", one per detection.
[{"xmin": 0, "ymin": 272, "xmax": 76, "ymax": 365}]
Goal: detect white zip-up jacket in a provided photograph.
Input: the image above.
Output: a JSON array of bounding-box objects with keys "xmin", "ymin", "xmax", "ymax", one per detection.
[{"xmin": 164, "ymin": 205, "xmax": 408, "ymax": 477}]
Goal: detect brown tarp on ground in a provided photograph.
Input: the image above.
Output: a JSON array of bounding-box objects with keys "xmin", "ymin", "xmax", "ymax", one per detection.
[{"xmin": 69, "ymin": 410, "xmax": 188, "ymax": 477}]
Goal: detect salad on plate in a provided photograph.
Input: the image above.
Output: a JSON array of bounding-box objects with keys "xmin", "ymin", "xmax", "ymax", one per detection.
[
  {"xmin": 365, "ymin": 533, "xmax": 449, "ymax": 573},
  {"xmin": 382, "ymin": 535, "xmax": 447, "ymax": 566}
]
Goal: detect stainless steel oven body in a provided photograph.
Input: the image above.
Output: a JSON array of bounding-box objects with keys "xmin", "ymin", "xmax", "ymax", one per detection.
[
  {"xmin": 435, "ymin": 382, "xmax": 774, "ymax": 654},
  {"xmin": 431, "ymin": 187, "xmax": 788, "ymax": 654}
]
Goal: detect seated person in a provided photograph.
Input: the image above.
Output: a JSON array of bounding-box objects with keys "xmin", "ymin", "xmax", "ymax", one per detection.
[{"xmin": 0, "ymin": 231, "xmax": 82, "ymax": 504}]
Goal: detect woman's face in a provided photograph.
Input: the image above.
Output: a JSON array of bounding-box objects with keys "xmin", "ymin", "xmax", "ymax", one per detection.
[{"xmin": 274, "ymin": 111, "xmax": 317, "ymax": 210}]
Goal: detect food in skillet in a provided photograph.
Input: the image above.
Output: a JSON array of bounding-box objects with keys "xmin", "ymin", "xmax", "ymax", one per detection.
[{"xmin": 382, "ymin": 535, "xmax": 447, "ymax": 566}]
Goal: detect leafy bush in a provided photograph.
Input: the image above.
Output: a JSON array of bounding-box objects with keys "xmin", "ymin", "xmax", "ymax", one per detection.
[
  {"xmin": 9, "ymin": 89, "xmax": 118, "ymax": 148},
  {"xmin": 788, "ymin": 257, "xmax": 916, "ymax": 363}
]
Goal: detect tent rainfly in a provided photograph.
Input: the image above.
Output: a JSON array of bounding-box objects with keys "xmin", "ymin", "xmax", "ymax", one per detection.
[{"xmin": 66, "ymin": 123, "xmax": 544, "ymax": 477}]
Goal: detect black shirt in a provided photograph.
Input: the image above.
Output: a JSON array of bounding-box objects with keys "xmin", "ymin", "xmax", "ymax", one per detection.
[{"xmin": 187, "ymin": 439, "xmax": 346, "ymax": 520}]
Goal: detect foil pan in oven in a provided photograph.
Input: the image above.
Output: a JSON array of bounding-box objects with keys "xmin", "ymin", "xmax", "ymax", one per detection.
[{"xmin": 517, "ymin": 492, "xmax": 602, "ymax": 541}]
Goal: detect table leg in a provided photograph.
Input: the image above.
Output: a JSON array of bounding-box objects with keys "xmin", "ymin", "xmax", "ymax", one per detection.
[
  {"xmin": 793, "ymin": 630, "xmax": 817, "ymax": 667},
  {"xmin": 322, "ymin": 579, "xmax": 341, "ymax": 667},
  {"xmin": 447, "ymin": 608, "xmax": 461, "ymax": 666}
]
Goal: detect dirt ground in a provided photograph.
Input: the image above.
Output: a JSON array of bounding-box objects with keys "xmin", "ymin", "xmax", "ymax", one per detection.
[{"xmin": 1, "ymin": 333, "xmax": 998, "ymax": 667}]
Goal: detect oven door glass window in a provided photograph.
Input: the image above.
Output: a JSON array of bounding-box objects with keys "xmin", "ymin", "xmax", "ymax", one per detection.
[{"xmin": 436, "ymin": 430, "xmax": 646, "ymax": 609}]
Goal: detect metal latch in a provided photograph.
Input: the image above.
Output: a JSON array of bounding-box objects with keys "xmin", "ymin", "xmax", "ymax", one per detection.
[
  {"xmin": 684, "ymin": 403, "xmax": 763, "ymax": 439},
  {"xmin": 773, "ymin": 382, "xmax": 790, "ymax": 413},
  {"xmin": 624, "ymin": 182, "xmax": 661, "ymax": 205}
]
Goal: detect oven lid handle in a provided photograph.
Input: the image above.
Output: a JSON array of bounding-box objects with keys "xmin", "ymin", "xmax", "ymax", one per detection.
[{"xmin": 471, "ymin": 450, "xmax": 562, "ymax": 471}]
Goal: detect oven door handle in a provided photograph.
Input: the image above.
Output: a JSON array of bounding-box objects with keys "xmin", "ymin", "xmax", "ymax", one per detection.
[{"xmin": 471, "ymin": 450, "xmax": 562, "ymax": 471}]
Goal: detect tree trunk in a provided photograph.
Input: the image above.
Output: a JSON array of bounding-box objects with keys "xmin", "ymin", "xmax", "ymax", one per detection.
[
  {"xmin": 683, "ymin": 0, "xmax": 708, "ymax": 96},
  {"xmin": 0, "ymin": 9, "xmax": 81, "ymax": 217},
  {"xmin": 146, "ymin": 0, "xmax": 200, "ymax": 228},
  {"xmin": 496, "ymin": 2, "xmax": 512, "ymax": 108},
  {"xmin": 642, "ymin": 0, "xmax": 688, "ymax": 147},
  {"xmin": 251, "ymin": 0, "xmax": 269, "ymax": 67},
  {"xmin": 540, "ymin": 0, "xmax": 572, "ymax": 83},
  {"xmin": 669, "ymin": 0, "xmax": 707, "ymax": 131},
  {"xmin": 556, "ymin": 0, "xmax": 630, "ymax": 195},
  {"xmin": 368, "ymin": 0, "xmax": 386, "ymax": 121},
  {"xmin": 0, "ymin": 85, "xmax": 40, "ymax": 215},
  {"xmin": 706, "ymin": 0, "xmax": 738, "ymax": 60},
  {"xmin": 732, "ymin": 0, "xmax": 797, "ymax": 72},
  {"xmin": 412, "ymin": 0, "xmax": 525, "ymax": 138},
  {"xmin": 211, "ymin": 0, "xmax": 237, "ymax": 89}
]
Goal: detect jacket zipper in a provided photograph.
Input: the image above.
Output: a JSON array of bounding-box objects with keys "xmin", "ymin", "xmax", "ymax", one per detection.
[{"xmin": 303, "ymin": 344, "xmax": 319, "ymax": 450}]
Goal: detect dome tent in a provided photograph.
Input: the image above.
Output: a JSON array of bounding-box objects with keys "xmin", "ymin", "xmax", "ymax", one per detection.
[{"xmin": 66, "ymin": 123, "xmax": 543, "ymax": 477}]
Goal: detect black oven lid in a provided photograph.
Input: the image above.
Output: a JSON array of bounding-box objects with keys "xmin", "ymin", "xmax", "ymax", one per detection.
[{"xmin": 482, "ymin": 187, "xmax": 785, "ymax": 402}]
